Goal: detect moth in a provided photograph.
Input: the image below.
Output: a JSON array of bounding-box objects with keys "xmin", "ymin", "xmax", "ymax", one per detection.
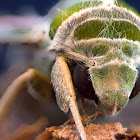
[{"xmin": 0, "ymin": 0, "xmax": 139, "ymax": 140}]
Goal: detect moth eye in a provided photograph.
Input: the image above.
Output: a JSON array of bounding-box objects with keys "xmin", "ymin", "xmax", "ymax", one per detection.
[
  {"xmin": 130, "ymin": 66, "xmax": 140, "ymax": 99},
  {"xmin": 73, "ymin": 63, "xmax": 98, "ymax": 103}
]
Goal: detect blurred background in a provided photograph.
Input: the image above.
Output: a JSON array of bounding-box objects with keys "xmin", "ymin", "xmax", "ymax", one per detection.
[
  {"xmin": 0, "ymin": 0, "xmax": 139, "ymax": 15},
  {"xmin": 0, "ymin": 0, "xmax": 139, "ymax": 139}
]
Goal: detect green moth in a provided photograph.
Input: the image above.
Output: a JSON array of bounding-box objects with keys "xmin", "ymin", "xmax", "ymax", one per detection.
[
  {"xmin": 0, "ymin": 0, "xmax": 139, "ymax": 140},
  {"xmin": 50, "ymin": 0, "xmax": 140, "ymax": 139},
  {"xmin": 50, "ymin": 0, "xmax": 140, "ymax": 115}
]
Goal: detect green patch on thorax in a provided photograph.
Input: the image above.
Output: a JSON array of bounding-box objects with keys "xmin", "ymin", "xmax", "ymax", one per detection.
[
  {"xmin": 89, "ymin": 64, "xmax": 137, "ymax": 94},
  {"xmin": 89, "ymin": 64, "xmax": 115, "ymax": 90},
  {"xmin": 74, "ymin": 41, "xmax": 110, "ymax": 57},
  {"xmin": 102, "ymin": 90, "xmax": 127, "ymax": 105},
  {"xmin": 97, "ymin": 51, "xmax": 130, "ymax": 65},
  {"xmin": 121, "ymin": 42, "xmax": 140, "ymax": 57},
  {"xmin": 49, "ymin": 0, "xmax": 140, "ymax": 40},
  {"xmin": 74, "ymin": 19, "xmax": 140, "ymax": 41},
  {"xmin": 100, "ymin": 89, "xmax": 128, "ymax": 110},
  {"xmin": 74, "ymin": 39, "xmax": 139, "ymax": 64},
  {"xmin": 49, "ymin": 1, "xmax": 102, "ymax": 40},
  {"xmin": 119, "ymin": 65, "xmax": 137, "ymax": 92}
]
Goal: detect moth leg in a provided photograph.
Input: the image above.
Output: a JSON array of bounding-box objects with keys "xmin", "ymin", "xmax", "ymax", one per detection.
[
  {"xmin": 0, "ymin": 68, "xmax": 52, "ymax": 120},
  {"xmin": 51, "ymin": 56, "xmax": 87, "ymax": 140},
  {"xmin": 82, "ymin": 110, "xmax": 101, "ymax": 124}
]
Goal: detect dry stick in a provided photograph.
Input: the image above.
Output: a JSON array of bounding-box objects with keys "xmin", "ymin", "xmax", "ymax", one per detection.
[{"xmin": 0, "ymin": 69, "xmax": 33, "ymax": 120}]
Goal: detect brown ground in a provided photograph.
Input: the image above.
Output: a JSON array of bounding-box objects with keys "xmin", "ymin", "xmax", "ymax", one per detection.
[
  {"xmin": 1, "ymin": 117, "xmax": 140, "ymax": 140},
  {"xmin": 35, "ymin": 118, "xmax": 140, "ymax": 140}
]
